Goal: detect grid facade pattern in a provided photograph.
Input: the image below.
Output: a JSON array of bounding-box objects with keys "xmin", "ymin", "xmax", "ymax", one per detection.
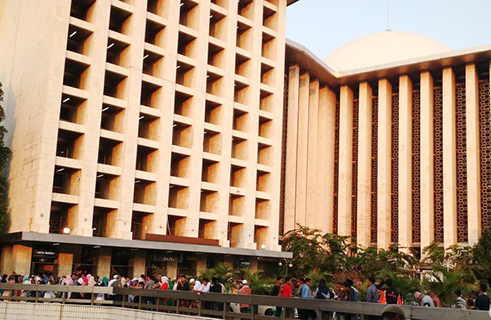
[
  {"xmin": 371, "ymin": 96, "xmax": 378, "ymax": 243},
  {"xmin": 333, "ymin": 101, "xmax": 340, "ymax": 234},
  {"xmin": 480, "ymin": 79, "xmax": 491, "ymax": 229},
  {"xmin": 351, "ymin": 99, "xmax": 359, "ymax": 238},
  {"xmin": 434, "ymin": 87, "xmax": 444, "ymax": 243},
  {"xmin": 456, "ymin": 82, "xmax": 468, "ymax": 243},
  {"xmin": 48, "ymin": 0, "xmax": 285, "ymax": 249},
  {"xmin": 279, "ymin": 73, "xmax": 289, "ymax": 236},
  {"xmin": 391, "ymin": 94, "xmax": 399, "ymax": 243},
  {"xmin": 412, "ymin": 90, "xmax": 421, "ymax": 243}
]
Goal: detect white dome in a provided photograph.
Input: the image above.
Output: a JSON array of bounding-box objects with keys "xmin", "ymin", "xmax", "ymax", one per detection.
[{"xmin": 323, "ymin": 31, "xmax": 451, "ymax": 72}]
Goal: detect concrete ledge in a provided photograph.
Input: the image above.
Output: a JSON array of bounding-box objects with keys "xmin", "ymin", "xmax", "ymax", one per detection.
[{"xmin": 0, "ymin": 301, "xmax": 214, "ymax": 320}]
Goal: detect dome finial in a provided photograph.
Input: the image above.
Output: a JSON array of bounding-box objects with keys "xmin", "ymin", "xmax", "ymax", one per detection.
[{"xmin": 386, "ymin": 0, "xmax": 391, "ymax": 31}]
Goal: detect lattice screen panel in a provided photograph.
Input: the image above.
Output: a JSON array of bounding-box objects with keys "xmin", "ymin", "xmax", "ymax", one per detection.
[
  {"xmin": 333, "ymin": 101, "xmax": 340, "ymax": 234},
  {"xmin": 352, "ymin": 99, "xmax": 359, "ymax": 238},
  {"xmin": 49, "ymin": 211, "xmax": 62, "ymax": 234},
  {"xmin": 279, "ymin": 73, "xmax": 289, "ymax": 236},
  {"xmin": 456, "ymin": 82, "xmax": 468, "ymax": 243},
  {"xmin": 434, "ymin": 87, "xmax": 444, "ymax": 243},
  {"xmin": 371, "ymin": 96, "xmax": 378, "ymax": 243},
  {"xmin": 412, "ymin": 90, "xmax": 421, "ymax": 243},
  {"xmin": 480, "ymin": 79, "xmax": 491, "ymax": 230},
  {"xmin": 391, "ymin": 94, "xmax": 399, "ymax": 243}
]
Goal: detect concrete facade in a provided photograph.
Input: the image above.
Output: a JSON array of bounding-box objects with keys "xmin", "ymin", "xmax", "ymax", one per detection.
[
  {"xmin": 0, "ymin": 0, "xmax": 288, "ymax": 275},
  {"xmin": 285, "ymin": 35, "xmax": 491, "ymax": 255}
]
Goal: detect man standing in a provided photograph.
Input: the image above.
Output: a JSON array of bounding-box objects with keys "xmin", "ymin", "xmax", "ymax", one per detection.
[
  {"xmin": 299, "ymin": 278, "xmax": 316, "ymax": 320},
  {"xmin": 384, "ymin": 279, "xmax": 400, "ymax": 305},
  {"xmin": 238, "ymin": 279, "xmax": 252, "ymax": 313},
  {"xmin": 271, "ymin": 276, "xmax": 283, "ymax": 317},
  {"xmin": 475, "ymin": 283, "xmax": 490, "ymax": 311},
  {"xmin": 280, "ymin": 277, "xmax": 293, "ymax": 318},
  {"xmin": 366, "ymin": 276, "xmax": 380, "ymax": 320}
]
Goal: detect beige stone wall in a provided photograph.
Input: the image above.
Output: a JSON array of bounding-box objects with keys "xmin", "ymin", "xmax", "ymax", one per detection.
[
  {"xmin": 285, "ymin": 60, "xmax": 490, "ymax": 254},
  {"xmin": 0, "ymin": 0, "xmax": 287, "ymax": 255}
]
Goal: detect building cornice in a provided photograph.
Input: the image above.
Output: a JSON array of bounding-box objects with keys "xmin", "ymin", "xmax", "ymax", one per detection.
[
  {"xmin": 0, "ymin": 232, "xmax": 293, "ymax": 259},
  {"xmin": 286, "ymin": 38, "xmax": 491, "ymax": 88}
]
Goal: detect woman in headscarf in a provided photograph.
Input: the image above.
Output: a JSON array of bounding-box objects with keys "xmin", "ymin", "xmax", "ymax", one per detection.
[{"xmin": 96, "ymin": 276, "xmax": 109, "ymax": 301}]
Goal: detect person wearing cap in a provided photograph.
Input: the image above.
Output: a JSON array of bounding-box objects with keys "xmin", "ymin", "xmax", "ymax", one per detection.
[
  {"xmin": 380, "ymin": 305, "xmax": 405, "ymax": 320},
  {"xmin": 238, "ymin": 279, "xmax": 252, "ymax": 313},
  {"xmin": 414, "ymin": 291, "xmax": 434, "ymax": 307}
]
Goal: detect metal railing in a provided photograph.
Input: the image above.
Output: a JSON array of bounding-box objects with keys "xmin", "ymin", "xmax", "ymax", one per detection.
[{"xmin": 0, "ymin": 283, "xmax": 489, "ymax": 320}]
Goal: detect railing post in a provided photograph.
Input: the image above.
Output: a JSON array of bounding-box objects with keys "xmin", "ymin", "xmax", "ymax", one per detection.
[
  {"xmin": 156, "ymin": 296, "xmax": 160, "ymax": 312},
  {"xmin": 138, "ymin": 292, "xmax": 142, "ymax": 310},
  {"xmin": 35, "ymin": 284, "xmax": 39, "ymax": 303},
  {"xmin": 223, "ymin": 302, "xmax": 228, "ymax": 320},
  {"xmin": 62, "ymin": 291, "xmax": 66, "ymax": 305},
  {"xmin": 176, "ymin": 299, "xmax": 180, "ymax": 314}
]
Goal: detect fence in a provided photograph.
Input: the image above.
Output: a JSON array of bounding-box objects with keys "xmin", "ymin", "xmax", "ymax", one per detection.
[{"xmin": 0, "ymin": 283, "xmax": 488, "ymax": 320}]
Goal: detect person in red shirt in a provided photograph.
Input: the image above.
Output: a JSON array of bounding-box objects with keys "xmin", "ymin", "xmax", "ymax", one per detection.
[
  {"xmin": 238, "ymin": 279, "xmax": 252, "ymax": 313},
  {"xmin": 279, "ymin": 277, "xmax": 293, "ymax": 317}
]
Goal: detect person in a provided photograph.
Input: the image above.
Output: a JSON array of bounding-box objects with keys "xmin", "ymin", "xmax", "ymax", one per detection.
[
  {"xmin": 452, "ymin": 290, "xmax": 467, "ymax": 309},
  {"xmin": 271, "ymin": 276, "xmax": 283, "ymax": 317},
  {"xmin": 210, "ymin": 277, "xmax": 223, "ymax": 312},
  {"xmin": 429, "ymin": 292, "xmax": 441, "ymax": 307},
  {"xmin": 366, "ymin": 276, "xmax": 380, "ymax": 320},
  {"xmin": 314, "ymin": 279, "xmax": 332, "ymax": 300},
  {"xmin": 380, "ymin": 305, "xmax": 405, "ymax": 320},
  {"xmin": 238, "ymin": 279, "xmax": 252, "ymax": 313},
  {"xmin": 414, "ymin": 291, "xmax": 435, "ymax": 307},
  {"xmin": 475, "ymin": 283, "xmax": 490, "ymax": 311},
  {"xmin": 280, "ymin": 277, "xmax": 293, "ymax": 318},
  {"xmin": 299, "ymin": 278, "xmax": 316, "ymax": 320},
  {"xmin": 366, "ymin": 276, "xmax": 380, "ymax": 303},
  {"xmin": 384, "ymin": 279, "xmax": 400, "ymax": 305}
]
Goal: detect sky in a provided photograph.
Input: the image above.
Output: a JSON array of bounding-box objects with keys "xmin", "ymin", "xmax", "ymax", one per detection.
[{"xmin": 286, "ymin": 0, "xmax": 491, "ymax": 60}]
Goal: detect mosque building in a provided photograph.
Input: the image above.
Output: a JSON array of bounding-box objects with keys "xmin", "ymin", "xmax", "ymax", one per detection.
[{"xmin": 0, "ymin": 0, "xmax": 489, "ymax": 276}]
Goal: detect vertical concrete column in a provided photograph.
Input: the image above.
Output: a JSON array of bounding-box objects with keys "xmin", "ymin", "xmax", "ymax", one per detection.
[
  {"xmin": 398, "ymin": 75, "xmax": 413, "ymax": 251},
  {"xmin": 94, "ymin": 248, "xmax": 112, "ymax": 278},
  {"xmin": 284, "ymin": 65, "xmax": 301, "ymax": 232},
  {"xmin": 466, "ymin": 64, "xmax": 482, "ymax": 245},
  {"xmin": 71, "ymin": 0, "xmax": 111, "ymax": 236},
  {"xmin": 196, "ymin": 255, "xmax": 207, "ymax": 276},
  {"xmin": 377, "ymin": 79, "xmax": 392, "ymax": 250},
  {"xmin": 0, "ymin": 246, "xmax": 13, "ymax": 275},
  {"xmin": 267, "ymin": 0, "xmax": 288, "ymax": 251},
  {"xmin": 214, "ymin": 0, "xmax": 238, "ymax": 246},
  {"xmin": 420, "ymin": 72, "xmax": 434, "ymax": 252},
  {"xmin": 249, "ymin": 259, "xmax": 258, "ymax": 273},
  {"xmin": 442, "ymin": 67, "xmax": 458, "ymax": 249},
  {"xmin": 306, "ymin": 80, "xmax": 320, "ymax": 223},
  {"xmin": 153, "ymin": 1, "xmax": 181, "ymax": 237},
  {"xmin": 12, "ymin": 245, "xmax": 32, "ymax": 276},
  {"xmin": 167, "ymin": 260, "xmax": 178, "ymax": 279},
  {"xmin": 130, "ymin": 250, "xmax": 146, "ymax": 279},
  {"xmin": 338, "ymin": 85, "xmax": 354, "ymax": 237},
  {"xmin": 295, "ymin": 73, "xmax": 310, "ymax": 226},
  {"xmin": 110, "ymin": 0, "xmax": 148, "ymax": 240},
  {"xmin": 57, "ymin": 253, "xmax": 74, "ymax": 277},
  {"xmin": 317, "ymin": 87, "xmax": 337, "ymax": 233},
  {"xmin": 357, "ymin": 82, "xmax": 373, "ymax": 247}
]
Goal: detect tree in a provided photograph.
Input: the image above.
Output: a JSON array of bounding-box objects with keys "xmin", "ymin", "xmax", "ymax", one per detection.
[
  {"xmin": 472, "ymin": 226, "xmax": 491, "ymax": 281},
  {"xmin": 0, "ymin": 82, "xmax": 11, "ymax": 234}
]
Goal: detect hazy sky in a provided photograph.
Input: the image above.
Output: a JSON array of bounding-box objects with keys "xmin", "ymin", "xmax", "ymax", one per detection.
[{"xmin": 286, "ymin": 0, "xmax": 491, "ymax": 60}]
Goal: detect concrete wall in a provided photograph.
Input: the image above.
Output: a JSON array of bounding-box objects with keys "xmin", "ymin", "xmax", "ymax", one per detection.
[{"xmin": 0, "ymin": 301, "xmax": 213, "ymax": 320}]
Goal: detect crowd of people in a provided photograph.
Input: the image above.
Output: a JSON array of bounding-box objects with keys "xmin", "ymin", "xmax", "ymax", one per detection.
[{"xmin": 0, "ymin": 270, "xmax": 490, "ymax": 319}]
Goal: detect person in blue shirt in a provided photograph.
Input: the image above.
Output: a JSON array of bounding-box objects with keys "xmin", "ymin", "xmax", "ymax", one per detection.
[{"xmin": 298, "ymin": 278, "xmax": 317, "ymax": 320}]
